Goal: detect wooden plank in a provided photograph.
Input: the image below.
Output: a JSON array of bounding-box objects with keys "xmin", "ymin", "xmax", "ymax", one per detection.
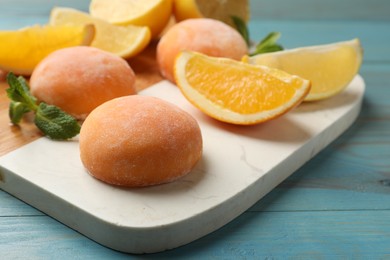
[
  {"xmin": 0, "ymin": 191, "xmax": 42, "ymax": 216},
  {"xmin": 175, "ymin": 211, "xmax": 390, "ymax": 258},
  {"xmin": 0, "ymin": 1, "xmax": 389, "ymax": 257},
  {"xmin": 1, "ymin": 210, "xmax": 390, "ymax": 258},
  {"xmin": 0, "ymin": 0, "xmax": 89, "ymax": 16},
  {"xmin": 0, "ymin": 216, "xmax": 122, "ymax": 258},
  {"xmin": 1, "ymin": 0, "xmax": 390, "ymax": 21},
  {"xmin": 250, "ymin": 0, "xmax": 390, "ymax": 21}
]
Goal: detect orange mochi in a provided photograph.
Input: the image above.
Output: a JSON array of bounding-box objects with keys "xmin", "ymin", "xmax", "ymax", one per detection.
[
  {"xmin": 30, "ymin": 46, "xmax": 136, "ymax": 120},
  {"xmin": 157, "ymin": 18, "xmax": 248, "ymax": 82},
  {"xmin": 79, "ymin": 95, "xmax": 203, "ymax": 187}
]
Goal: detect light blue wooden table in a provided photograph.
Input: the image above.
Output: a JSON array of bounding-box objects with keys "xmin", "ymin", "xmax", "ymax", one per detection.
[{"xmin": 1, "ymin": 0, "xmax": 390, "ymax": 258}]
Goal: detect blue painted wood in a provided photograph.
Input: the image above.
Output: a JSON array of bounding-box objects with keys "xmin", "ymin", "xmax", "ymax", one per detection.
[
  {"xmin": 250, "ymin": 0, "xmax": 390, "ymax": 21},
  {"xmin": 1, "ymin": 211, "xmax": 390, "ymax": 258},
  {"xmin": 1, "ymin": 0, "xmax": 390, "ymax": 258},
  {"xmin": 0, "ymin": 192, "xmax": 42, "ymax": 216},
  {"xmin": 1, "ymin": 0, "xmax": 389, "ymax": 21}
]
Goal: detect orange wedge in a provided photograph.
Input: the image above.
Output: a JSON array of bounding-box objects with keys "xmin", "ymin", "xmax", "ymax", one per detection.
[
  {"xmin": 0, "ymin": 24, "xmax": 95, "ymax": 75},
  {"xmin": 174, "ymin": 51, "xmax": 311, "ymax": 125}
]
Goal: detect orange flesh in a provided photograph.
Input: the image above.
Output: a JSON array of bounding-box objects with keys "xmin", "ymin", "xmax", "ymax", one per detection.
[{"xmin": 185, "ymin": 57, "xmax": 305, "ymax": 114}]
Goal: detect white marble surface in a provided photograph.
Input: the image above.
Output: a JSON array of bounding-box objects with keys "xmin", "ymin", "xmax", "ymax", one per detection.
[{"xmin": 0, "ymin": 76, "xmax": 365, "ymax": 253}]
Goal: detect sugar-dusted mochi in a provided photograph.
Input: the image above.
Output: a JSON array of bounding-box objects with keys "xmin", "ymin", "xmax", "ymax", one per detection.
[
  {"xmin": 79, "ymin": 95, "xmax": 203, "ymax": 187},
  {"xmin": 30, "ymin": 46, "xmax": 136, "ymax": 120},
  {"xmin": 157, "ymin": 18, "xmax": 248, "ymax": 83}
]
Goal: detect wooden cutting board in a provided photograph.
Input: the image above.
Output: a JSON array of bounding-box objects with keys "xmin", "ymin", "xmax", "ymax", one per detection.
[{"xmin": 0, "ymin": 41, "xmax": 163, "ymax": 156}]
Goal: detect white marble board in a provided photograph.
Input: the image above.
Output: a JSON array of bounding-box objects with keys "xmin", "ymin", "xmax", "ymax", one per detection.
[{"xmin": 0, "ymin": 76, "xmax": 365, "ymax": 254}]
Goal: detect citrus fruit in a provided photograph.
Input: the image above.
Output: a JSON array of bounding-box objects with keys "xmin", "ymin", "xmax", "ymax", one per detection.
[
  {"xmin": 89, "ymin": 0, "xmax": 172, "ymax": 38},
  {"xmin": 174, "ymin": 51, "xmax": 311, "ymax": 125},
  {"xmin": 173, "ymin": 0, "xmax": 250, "ymax": 26},
  {"xmin": 0, "ymin": 24, "xmax": 95, "ymax": 75},
  {"xmin": 50, "ymin": 7, "xmax": 151, "ymax": 59},
  {"xmin": 157, "ymin": 18, "xmax": 248, "ymax": 82},
  {"xmin": 244, "ymin": 39, "xmax": 363, "ymax": 101}
]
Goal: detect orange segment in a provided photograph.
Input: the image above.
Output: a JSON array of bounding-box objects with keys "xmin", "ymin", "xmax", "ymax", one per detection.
[{"xmin": 174, "ymin": 51, "xmax": 311, "ymax": 125}]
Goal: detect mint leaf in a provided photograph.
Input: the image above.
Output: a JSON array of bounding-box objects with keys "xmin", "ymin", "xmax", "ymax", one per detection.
[
  {"xmin": 230, "ymin": 17, "xmax": 283, "ymax": 55},
  {"xmin": 250, "ymin": 32, "xmax": 283, "ymax": 56},
  {"xmin": 9, "ymin": 101, "xmax": 31, "ymax": 124},
  {"xmin": 6, "ymin": 72, "xmax": 38, "ymax": 111},
  {"xmin": 231, "ymin": 15, "xmax": 250, "ymax": 46},
  {"xmin": 34, "ymin": 102, "xmax": 80, "ymax": 140},
  {"xmin": 5, "ymin": 72, "xmax": 80, "ymax": 140}
]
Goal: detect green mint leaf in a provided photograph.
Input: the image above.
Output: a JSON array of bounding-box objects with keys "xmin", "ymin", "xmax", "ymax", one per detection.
[
  {"xmin": 253, "ymin": 44, "xmax": 284, "ymax": 55},
  {"xmin": 9, "ymin": 101, "xmax": 31, "ymax": 124},
  {"xmin": 5, "ymin": 73, "xmax": 81, "ymax": 140},
  {"xmin": 34, "ymin": 102, "xmax": 80, "ymax": 140},
  {"xmin": 256, "ymin": 32, "xmax": 281, "ymax": 50},
  {"xmin": 231, "ymin": 15, "xmax": 250, "ymax": 47},
  {"xmin": 6, "ymin": 72, "xmax": 38, "ymax": 111},
  {"xmin": 250, "ymin": 32, "xmax": 284, "ymax": 56}
]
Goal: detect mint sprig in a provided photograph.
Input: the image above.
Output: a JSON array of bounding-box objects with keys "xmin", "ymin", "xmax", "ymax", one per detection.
[
  {"xmin": 251, "ymin": 32, "xmax": 283, "ymax": 56},
  {"xmin": 6, "ymin": 73, "xmax": 37, "ymax": 111},
  {"xmin": 34, "ymin": 103, "xmax": 81, "ymax": 140},
  {"xmin": 231, "ymin": 16, "xmax": 283, "ymax": 56},
  {"xmin": 6, "ymin": 72, "xmax": 80, "ymax": 140},
  {"xmin": 231, "ymin": 15, "xmax": 250, "ymax": 47},
  {"xmin": 9, "ymin": 101, "xmax": 31, "ymax": 124}
]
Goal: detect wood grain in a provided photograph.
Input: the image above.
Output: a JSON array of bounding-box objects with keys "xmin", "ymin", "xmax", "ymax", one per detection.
[
  {"xmin": 1, "ymin": 210, "xmax": 390, "ymax": 258},
  {"xmin": 0, "ymin": 41, "xmax": 163, "ymax": 157}
]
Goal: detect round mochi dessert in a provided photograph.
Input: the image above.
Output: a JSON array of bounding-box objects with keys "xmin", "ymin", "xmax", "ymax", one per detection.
[
  {"xmin": 79, "ymin": 95, "xmax": 203, "ymax": 187},
  {"xmin": 157, "ymin": 18, "xmax": 248, "ymax": 83},
  {"xmin": 30, "ymin": 46, "xmax": 136, "ymax": 120}
]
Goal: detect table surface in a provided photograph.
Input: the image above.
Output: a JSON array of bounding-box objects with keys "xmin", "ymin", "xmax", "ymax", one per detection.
[{"xmin": 1, "ymin": 0, "xmax": 389, "ymax": 258}]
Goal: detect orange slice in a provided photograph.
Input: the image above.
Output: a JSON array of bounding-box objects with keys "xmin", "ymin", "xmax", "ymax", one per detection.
[
  {"xmin": 174, "ymin": 51, "xmax": 311, "ymax": 125},
  {"xmin": 0, "ymin": 24, "xmax": 95, "ymax": 75}
]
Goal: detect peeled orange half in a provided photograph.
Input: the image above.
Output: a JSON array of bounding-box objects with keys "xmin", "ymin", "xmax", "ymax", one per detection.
[
  {"xmin": 244, "ymin": 39, "xmax": 363, "ymax": 101},
  {"xmin": 174, "ymin": 51, "xmax": 311, "ymax": 125},
  {"xmin": 0, "ymin": 24, "xmax": 95, "ymax": 75}
]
